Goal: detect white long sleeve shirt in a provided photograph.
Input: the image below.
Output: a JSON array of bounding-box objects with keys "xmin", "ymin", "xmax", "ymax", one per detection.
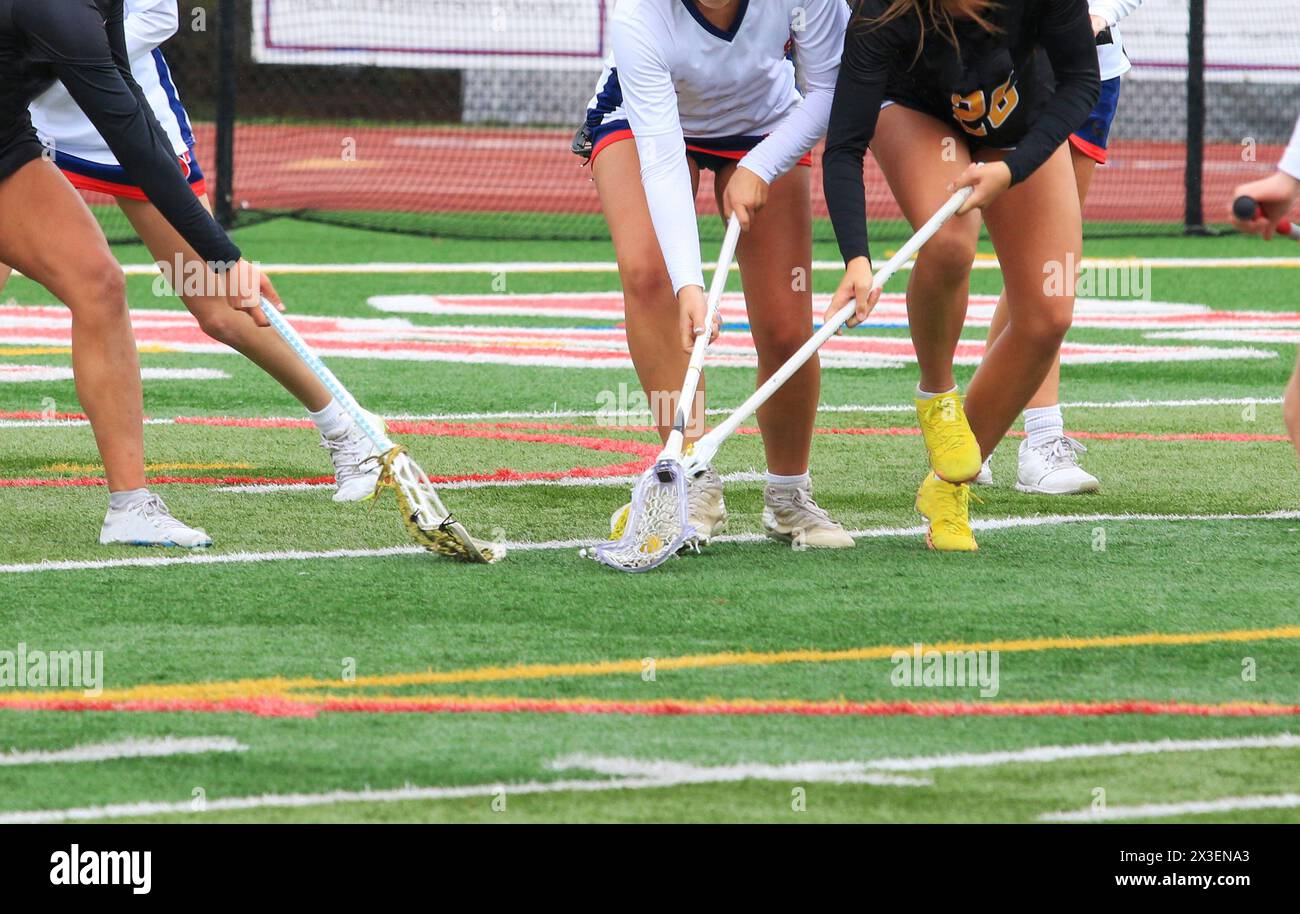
[
  {"xmin": 1281, "ymin": 116, "xmax": 1300, "ymax": 180},
  {"xmin": 29, "ymin": 0, "xmax": 191, "ymax": 164},
  {"xmin": 610, "ymin": 0, "xmax": 849, "ymax": 293},
  {"xmin": 1089, "ymin": 0, "xmax": 1144, "ymax": 80}
]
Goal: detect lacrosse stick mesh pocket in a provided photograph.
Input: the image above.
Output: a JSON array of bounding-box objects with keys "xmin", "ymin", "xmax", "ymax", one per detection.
[
  {"xmin": 376, "ymin": 447, "xmax": 496, "ymax": 563},
  {"xmin": 592, "ymin": 464, "xmax": 696, "ymax": 572}
]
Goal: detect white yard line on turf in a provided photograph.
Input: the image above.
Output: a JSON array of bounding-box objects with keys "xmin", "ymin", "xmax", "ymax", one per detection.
[
  {"xmin": 3, "ymin": 510, "xmax": 1298, "ymax": 575},
  {"xmin": 554, "ymin": 734, "xmax": 1300, "ymax": 780},
  {"xmin": 0, "ymin": 736, "xmax": 247, "ymax": 767},
  {"xmin": 1038, "ymin": 793, "xmax": 1300, "ymax": 822},
  {"xmin": 0, "ymin": 418, "xmax": 175, "ymax": 430},
  {"xmin": 7, "ymin": 734, "xmax": 1295, "ymax": 824},
  {"xmin": 0, "ymin": 770, "xmax": 927, "ymax": 825},
  {"xmin": 99, "ymin": 257, "xmax": 1300, "ymax": 276}
]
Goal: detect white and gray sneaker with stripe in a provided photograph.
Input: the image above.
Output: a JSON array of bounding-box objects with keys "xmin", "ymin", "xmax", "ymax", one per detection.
[{"xmin": 762, "ymin": 479, "xmax": 854, "ymax": 549}]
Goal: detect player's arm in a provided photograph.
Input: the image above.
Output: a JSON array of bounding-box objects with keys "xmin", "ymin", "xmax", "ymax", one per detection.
[
  {"xmin": 611, "ymin": 14, "xmax": 713, "ymax": 351},
  {"xmin": 1088, "ymin": 0, "xmax": 1145, "ymax": 31},
  {"xmin": 961, "ymin": 0, "xmax": 1100, "ymax": 211},
  {"xmin": 1231, "ymin": 115, "xmax": 1300, "ymax": 240},
  {"xmin": 124, "ymin": 0, "xmax": 181, "ymax": 56},
  {"xmin": 25, "ymin": 0, "xmax": 238, "ymax": 266},
  {"xmin": 729, "ymin": 0, "xmax": 850, "ymax": 230},
  {"xmin": 20, "ymin": 0, "xmax": 278, "ymax": 317}
]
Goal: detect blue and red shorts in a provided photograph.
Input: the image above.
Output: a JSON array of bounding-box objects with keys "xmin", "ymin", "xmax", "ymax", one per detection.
[
  {"xmin": 55, "ymin": 145, "xmax": 207, "ymax": 201},
  {"xmin": 1069, "ymin": 77, "xmax": 1122, "ymax": 165},
  {"xmin": 590, "ymin": 118, "xmax": 813, "ymax": 172}
]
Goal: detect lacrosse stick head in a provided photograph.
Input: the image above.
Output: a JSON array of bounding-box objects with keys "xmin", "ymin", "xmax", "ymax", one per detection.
[
  {"xmin": 591, "ymin": 460, "xmax": 697, "ymax": 573},
  {"xmin": 376, "ymin": 448, "xmax": 498, "ymax": 564}
]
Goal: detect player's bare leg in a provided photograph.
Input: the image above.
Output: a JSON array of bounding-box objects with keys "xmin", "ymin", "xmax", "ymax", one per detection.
[
  {"xmin": 592, "ymin": 140, "xmax": 704, "ymax": 445},
  {"xmin": 713, "ymin": 162, "xmax": 817, "ymax": 476},
  {"xmin": 120, "ymin": 194, "xmax": 329, "ymax": 409},
  {"xmin": 0, "ymin": 159, "xmax": 209, "ymax": 545},
  {"xmin": 713, "ymin": 162, "xmax": 851, "ymax": 548},
  {"xmin": 118, "ymin": 193, "xmax": 382, "ymax": 502},
  {"xmin": 593, "ymin": 142, "xmax": 727, "ymax": 544},
  {"xmin": 870, "ymin": 106, "xmax": 982, "ymax": 398},
  {"xmin": 968, "ymin": 144, "xmax": 1081, "ymax": 457},
  {"xmin": 1286, "ymin": 355, "xmax": 1300, "ymax": 463},
  {"xmin": 0, "ymin": 160, "xmax": 145, "ymax": 492},
  {"xmin": 981, "ymin": 145, "xmax": 1100, "ymax": 493}
]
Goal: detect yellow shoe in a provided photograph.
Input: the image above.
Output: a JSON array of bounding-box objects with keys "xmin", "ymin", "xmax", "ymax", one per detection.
[
  {"xmin": 915, "ymin": 472, "xmax": 978, "ymax": 552},
  {"xmin": 915, "ymin": 392, "xmax": 982, "ymax": 482}
]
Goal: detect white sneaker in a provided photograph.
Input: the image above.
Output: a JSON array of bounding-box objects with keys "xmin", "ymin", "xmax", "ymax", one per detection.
[
  {"xmin": 763, "ymin": 481, "xmax": 854, "ymax": 549},
  {"xmin": 1016, "ymin": 436, "xmax": 1100, "ymax": 495},
  {"xmin": 100, "ymin": 493, "xmax": 212, "ymax": 548},
  {"xmin": 322, "ymin": 410, "xmax": 385, "ymax": 503},
  {"xmin": 975, "ymin": 456, "xmax": 994, "ymax": 486},
  {"xmin": 608, "ymin": 463, "xmax": 728, "ymax": 547},
  {"xmin": 685, "ymin": 464, "xmax": 728, "ymax": 544}
]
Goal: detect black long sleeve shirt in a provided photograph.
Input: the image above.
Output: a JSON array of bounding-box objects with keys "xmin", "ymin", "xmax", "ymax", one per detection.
[
  {"xmin": 823, "ymin": 0, "xmax": 1100, "ymax": 264},
  {"xmin": 0, "ymin": 0, "xmax": 241, "ymax": 266}
]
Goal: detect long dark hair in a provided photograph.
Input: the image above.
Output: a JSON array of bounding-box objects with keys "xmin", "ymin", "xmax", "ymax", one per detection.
[{"xmin": 854, "ymin": 0, "xmax": 1001, "ymax": 58}]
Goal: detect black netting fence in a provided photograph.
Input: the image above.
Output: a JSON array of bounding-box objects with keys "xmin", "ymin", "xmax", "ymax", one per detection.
[{"xmin": 91, "ymin": 0, "xmax": 1300, "ymax": 246}]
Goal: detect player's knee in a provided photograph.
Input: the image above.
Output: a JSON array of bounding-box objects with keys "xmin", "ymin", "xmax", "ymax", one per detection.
[
  {"xmin": 194, "ymin": 307, "xmax": 253, "ymax": 348},
  {"xmin": 67, "ymin": 262, "xmax": 128, "ymax": 325},
  {"xmin": 758, "ymin": 320, "xmax": 812, "ymax": 362},
  {"xmin": 1285, "ymin": 376, "xmax": 1300, "ymax": 438},
  {"xmin": 918, "ymin": 229, "xmax": 977, "ymax": 278},
  {"xmin": 1022, "ymin": 296, "xmax": 1074, "ymax": 347},
  {"xmin": 618, "ymin": 260, "xmax": 674, "ymax": 310}
]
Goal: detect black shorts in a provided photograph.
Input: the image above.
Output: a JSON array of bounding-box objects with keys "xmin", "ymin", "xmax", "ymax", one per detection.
[
  {"xmin": 880, "ymin": 86, "xmax": 1017, "ymax": 154},
  {"xmin": 0, "ymin": 125, "xmax": 45, "ymax": 184}
]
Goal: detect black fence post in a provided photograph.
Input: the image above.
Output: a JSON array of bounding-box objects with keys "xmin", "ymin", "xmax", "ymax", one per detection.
[
  {"xmin": 214, "ymin": 0, "xmax": 238, "ymax": 229},
  {"xmin": 1184, "ymin": 0, "xmax": 1207, "ymax": 234}
]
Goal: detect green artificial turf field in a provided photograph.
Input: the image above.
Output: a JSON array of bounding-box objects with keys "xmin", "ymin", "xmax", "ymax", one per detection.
[{"xmin": 1, "ymin": 215, "xmax": 1298, "ymax": 823}]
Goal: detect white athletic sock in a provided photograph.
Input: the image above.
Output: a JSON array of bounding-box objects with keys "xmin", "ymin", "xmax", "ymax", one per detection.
[
  {"xmin": 108, "ymin": 487, "xmax": 150, "ymax": 512},
  {"xmin": 309, "ymin": 399, "xmax": 353, "ymax": 439},
  {"xmin": 1024, "ymin": 405, "xmax": 1064, "ymax": 449},
  {"xmin": 766, "ymin": 471, "xmax": 810, "ymax": 488},
  {"xmin": 917, "ymin": 385, "xmax": 958, "ymax": 400}
]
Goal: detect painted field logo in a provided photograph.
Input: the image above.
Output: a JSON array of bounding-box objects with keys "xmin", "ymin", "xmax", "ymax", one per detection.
[
  {"xmin": 50, "ymin": 845, "xmax": 151, "ymax": 895},
  {"xmin": 890, "ymin": 644, "xmax": 1000, "ymax": 698},
  {"xmin": 0, "ymin": 643, "xmax": 103, "ymax": 696}
]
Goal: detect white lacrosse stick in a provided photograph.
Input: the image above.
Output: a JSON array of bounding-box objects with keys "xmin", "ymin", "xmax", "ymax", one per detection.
[
  {"xmin": 682, "ymin": 188, "xmax": 972, "ymax": 477},
  {"xmin": 258, "ymin": 298, "xmax": 498, "ymax": 564},
  {"xmin": 592, "ymin": 215, "xmax": 742, "ymax": 572}
]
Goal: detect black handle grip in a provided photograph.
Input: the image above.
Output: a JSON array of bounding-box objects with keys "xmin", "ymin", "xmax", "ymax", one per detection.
[{"xmin": 1233, "ymin": 196, "xmax": 1259, "ymax": 221}]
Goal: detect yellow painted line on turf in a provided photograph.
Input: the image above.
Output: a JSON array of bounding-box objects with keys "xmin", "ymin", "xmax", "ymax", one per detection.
[
  {"xmin": 329, "ymin": 625, "xmax": 1300, "ymax": 687},
  {"xmin": 0, "ymin": 345, "xmax": 172, "ymax": 356},
  {"xmin": 0, "ymin": 625, "xmax": 1296, "ymax": 707},
  {"xmin": 0, "ymin": 347, "xmax": 74, "ymax": 356}
]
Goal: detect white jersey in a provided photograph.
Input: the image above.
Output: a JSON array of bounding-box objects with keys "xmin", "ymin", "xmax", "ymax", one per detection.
[
  {"xmin": 1090, "ymin": 0, "xmax": 1143, "ymax": 81},
  {"xmin": 1281, "ymin": 115, "xmax": 1300, "ymax": 181},
  {"xmin": 598, "ymin": 0, "xmax": 849, "ymax": 293},
  {"xmin": 29, "ymin": 0, "xmax": 191, "ymax": 165}
]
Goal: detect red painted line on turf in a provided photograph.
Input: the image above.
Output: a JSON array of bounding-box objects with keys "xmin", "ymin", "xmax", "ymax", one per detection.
[{"xmin": 6, "ymin": 696, "xmax": 1299, "ymax": 719}]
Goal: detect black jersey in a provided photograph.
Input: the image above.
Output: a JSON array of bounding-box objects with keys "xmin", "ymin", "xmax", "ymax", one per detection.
[
  {"xmin": 0, "ymin": 0, "xmax": 240, "ymax": 266},
  {"xmin": 823, "ymin": 0, "xmax": 1100, "ymax": 264}
]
